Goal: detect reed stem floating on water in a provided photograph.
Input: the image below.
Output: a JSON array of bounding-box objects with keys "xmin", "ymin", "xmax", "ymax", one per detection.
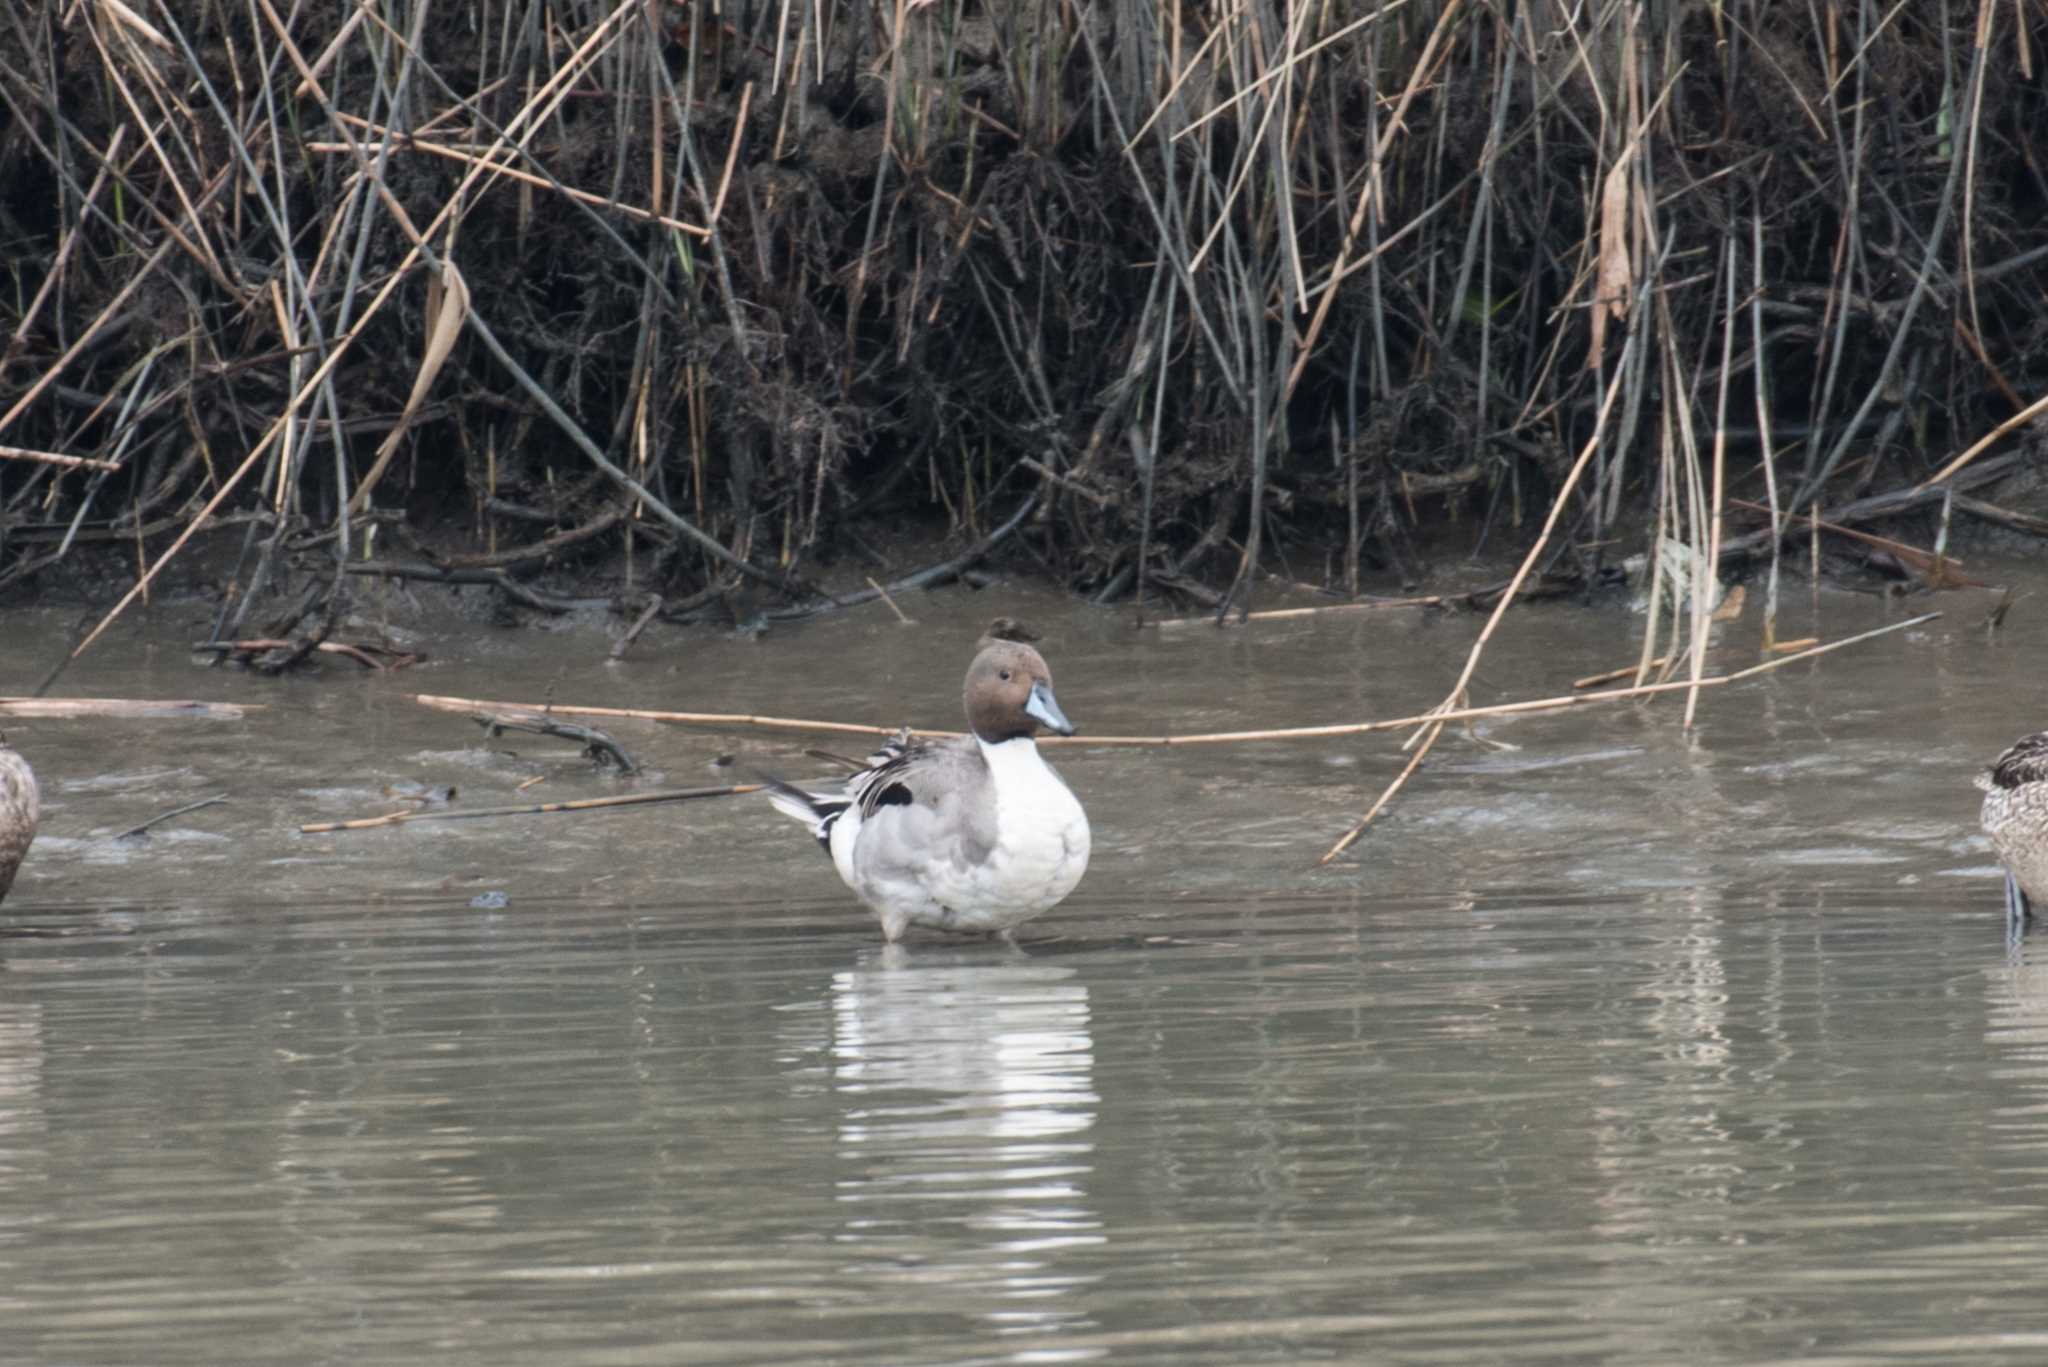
[
  {"xmin": 0, "ymin": 698, "xmax": 255, "ymax": 720},
  {"xmin": 411, "ymin": 612, "xmax": 1940, "ymax": 752},
  {"xmin": 1147, "ymin": 595, "xmax": 1451, "ymax": 629}
]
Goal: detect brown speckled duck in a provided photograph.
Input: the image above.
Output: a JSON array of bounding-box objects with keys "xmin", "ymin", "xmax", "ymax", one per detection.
[
  {"xmin": 0, "ymin": 738, "xmax": 37, "ymax": 905},
  {"xmin": 1979, "ymin": 732, "xmax": 2048, "ymax": 921}
]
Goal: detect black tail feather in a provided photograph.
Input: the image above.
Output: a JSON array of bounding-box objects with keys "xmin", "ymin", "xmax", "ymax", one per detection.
[{"xmin": 754, "ymin": 769, "xmax": 849, "ymax": 853}]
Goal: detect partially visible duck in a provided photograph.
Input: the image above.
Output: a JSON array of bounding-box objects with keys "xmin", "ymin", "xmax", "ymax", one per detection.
[
  {"xmin": 765, "ymin": 631, "xmax": 1090, "ymax": 941},
  {"xmin": 0, "ymin": 738, "xmax": 37, "ymax": 905},
  {"xmin": 1980, "ymin": 731, "xmax": 2048, "ymax": 921}
]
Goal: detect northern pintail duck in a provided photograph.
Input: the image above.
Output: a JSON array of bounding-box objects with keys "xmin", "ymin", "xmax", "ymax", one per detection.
[
  {"xmin": 0, "ymin": 738, "xmax": 37, "ymax": 905},
  {"xmin": 765, "ymin": 632, "xmax": 1090, "ymax": 941},
  {"xmin": 1980, "ymin": 731, "xmax": 2048, "ymax": 920}
]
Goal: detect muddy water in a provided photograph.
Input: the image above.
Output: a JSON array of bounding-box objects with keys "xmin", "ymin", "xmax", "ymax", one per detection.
[{"xmin": 2, "ymin": 570, "xmax": 2047, "ymax": 1363}]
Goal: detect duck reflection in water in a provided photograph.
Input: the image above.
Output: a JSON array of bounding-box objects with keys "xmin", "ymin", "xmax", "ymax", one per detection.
[{"xmin": 826, "ymin": 949, "xmax": 1104, "ymax": 1331}]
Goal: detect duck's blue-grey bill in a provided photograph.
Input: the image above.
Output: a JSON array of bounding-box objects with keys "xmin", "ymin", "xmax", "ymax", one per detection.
[{"xmin": 1025, "ymin": 681, "xmax": 1075, "ymax": 735}]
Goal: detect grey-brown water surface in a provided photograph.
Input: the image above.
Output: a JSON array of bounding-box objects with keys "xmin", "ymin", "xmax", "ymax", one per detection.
[{"xmin": 4, "ymin": 577, "xmax": 2048, "ymax": 1363}]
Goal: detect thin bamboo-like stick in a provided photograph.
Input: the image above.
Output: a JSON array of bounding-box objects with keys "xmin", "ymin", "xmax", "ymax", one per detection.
[
  {"xmin": 410, "ymin": 610, "xmax": 1937, "ymax": 752},
  {"xmin": 301, "ymin": 783, "xmax": 765, "ymax": 834},
  {"xmin": 865, "ymin": 577, "xmax": 913, "ymax": 625},
  {"xmin": 1751, "ymin": 207, "xmax": 1784, "ymax": 650},
  {"xmin": 0, "ymin": 444, "xmax": 123, "ymax": 471},
  {"xmin": 413, "ymin": 692, "xmax": 943, "ymax": 740},
  {"xmin": 1574, "ymin": 656, "xmax": 1675, "ymax": 689},
  {"xmin": 1149, "ymin": 595, "xmax": 1448, "ymax": 628},
  {"xmin": 1687, "ymin": 231, "xmax": 1737, "ymax": 731},
  {"xmin": 0, "ymin": 697, "xmax": 254, "ymax": 719},
  {"xmin": 1328, "ymin": 721, "xmax": 1440, "ymax": 861}
]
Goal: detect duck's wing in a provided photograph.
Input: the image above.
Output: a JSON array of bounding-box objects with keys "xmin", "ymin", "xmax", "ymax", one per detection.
[
  {"xmin": 845, "ymin": 731, "xmax": 955, "ymax": 818},
  {"xmin": 762, "ymin": 729, "xmax": 934, "ymax": 850},
  {"xmin": 843, "ymin": 737, "xmax": 999, "ymax": 868}
]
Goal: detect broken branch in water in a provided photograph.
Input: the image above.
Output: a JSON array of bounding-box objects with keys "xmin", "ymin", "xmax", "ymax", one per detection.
[
  {"xmin": 609, "ymin": 595, "xmax": 664, "ymax": 660},
  {"xmin": 1726, "ymin": 496, "xmax": 1981, "ymax": 587},
  {"xmin": 109, "ymin": 794, "xmax": 228, "ymax": 842},
  {"xmin": 343, "ymin": 561, "xmax": 614, "ymax": 612},
  {"xmin": 299, "ymin": 783, "xmax": 763, "ymax": 833},
  {"xmin": 192, "ymin": 638, "xmax": 421, "ymax": 670},
  {"xmin": 471, "ymin": 710, "xmax": 639, "ymax": 773},
  {"xmin": 0, "ymin": 697, "xmax": 255, "ymax": 720}
]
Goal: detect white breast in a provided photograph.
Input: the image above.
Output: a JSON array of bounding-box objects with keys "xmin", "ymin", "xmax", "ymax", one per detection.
[
  {"xmin": 826, "ymin": 735, "xmax": 1090, "ymax": 937},
  {"xmin": 964, "ymin": 736, "xmax": 1090, "ymax": 920}
]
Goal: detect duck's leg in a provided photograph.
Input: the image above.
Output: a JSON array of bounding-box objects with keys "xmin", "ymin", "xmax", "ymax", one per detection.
[{"xmin": 2006, "ymin": 872, "xmax": 2033, "ymax": 926}]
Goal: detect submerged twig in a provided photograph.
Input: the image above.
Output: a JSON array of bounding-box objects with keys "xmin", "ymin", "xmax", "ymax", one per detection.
[
  {"xmin": 300, "ymin": 783, "xmax": 762, "ymax": 833},
  {"xmin": 109, "ymin": 794, "xmax": 228, "ymax": 843},
  {"xmin": 609, "ymin": 596, "xmax": 664, "ymax": 660}
]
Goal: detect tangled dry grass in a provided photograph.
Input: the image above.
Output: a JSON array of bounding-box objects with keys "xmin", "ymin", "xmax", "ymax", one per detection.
[{"xmin": 2, "ymin": 0, "xmax": 2045, "ymax": 659}]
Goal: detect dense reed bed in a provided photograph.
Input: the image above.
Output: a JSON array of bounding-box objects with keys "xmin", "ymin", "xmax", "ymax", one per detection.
[{"xmin": 2, "ymin": 0, "xmax": 2045, "ymax": 658}]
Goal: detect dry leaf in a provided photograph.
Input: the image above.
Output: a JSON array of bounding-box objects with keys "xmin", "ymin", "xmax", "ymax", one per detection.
[
  {"xmin": 348, "ymin": 261, "xmax": 471, "ymax": 513},
  {"xmin": 1588, "ymin": 158, "xmax": 1632, "ymax": 365}
]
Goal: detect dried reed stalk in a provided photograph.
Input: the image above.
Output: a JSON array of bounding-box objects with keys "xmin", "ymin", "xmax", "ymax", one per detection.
[
  {"xmin": 1149, "ymin": 596, "xmax": 1449, "ymax": 629},
  {"xmin": 410, "ymin": 611, "xmax": 1936, "ymax": 755},
  {"xmin": 0, "ymin": 698, "xmax": 254, "ymax": 720},
  {"xmin": 1319, "ymin": 344, "xmax": 1636, "ymax": 865},
  {"xmin": 0, "ymin": 445, "xmax": 122, "ymax": 472}
]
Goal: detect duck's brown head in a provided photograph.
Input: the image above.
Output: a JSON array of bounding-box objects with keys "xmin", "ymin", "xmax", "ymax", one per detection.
[{"xmin": 962, "ymin": 639, "xmax": 1073, "ymax": 742}]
